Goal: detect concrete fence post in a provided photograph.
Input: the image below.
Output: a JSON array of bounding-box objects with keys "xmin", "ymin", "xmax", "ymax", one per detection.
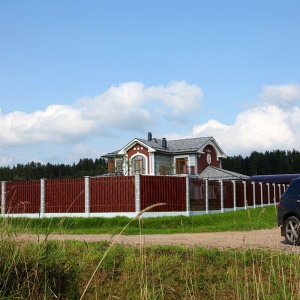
[
  {"xmin": 1, "ymin": 181, "xmax": 6, "ymax": 217},
  {"xmin": 252, "ymin": 182, "xmax": 256, "ymax": 208},
  {"xmin": 259, "ymin": 182, "xmax": 263, "ymax": 207},
  {"xmin": 186, "ymin": 175, "xmax": 190, "ymax": 216},
  {"xmin": 266, "ymin": 183, "xmax": 270, "ymax": 205},
  {"xmin": 272, "ymin": 183, "xmax": 276, "ymax": 204},
  {"xmin": 220, "ymin": 180, "xmax": 224, "ymax": 213},
  {"xmin": 205, "ymin": 179, "xmax": 209, "ymax": 214},
  {"xmin": 135, "ymin": 174, "xmax": 141, "ymax": 213},
  {"xmin": 40, "ymin": 178, "xmax": 46, "ymax": 218},
  {"xmin": 232, "ymin": 180, "xmax": 236, "ymax": 211},
  {"xmin": 84, "ymin": 176, "xmax": 90, "ymax": 217},
  {"xmin": 243, "ymin": 181, "xmax": 247, "ymax": 210}
]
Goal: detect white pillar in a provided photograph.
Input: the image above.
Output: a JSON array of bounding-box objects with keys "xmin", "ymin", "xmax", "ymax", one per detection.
[
  {"xmin": 186, "ymin": 175, "xmax": 190, "ymax": 216},
  {"xmin": 205, "ymin": 179, "xmax": 209, "ymax": 214},
  {"xmin": 266, "ymin": 183, "xmax": 270, "ymax": 205},
  {"xmin": 135, "ymin": 174, "xmax": 141, "ymax": 213},
  {"xmin": 220, "ymin": 180, "xmax": 224, "ymax": 213},
  {"xmin": 278, "ymin": 184, "xmax": 282, "ymax": 198},
  {"xmin": 272, "ymin": 183, "xmax": 276, "ymax": 204},
  {"xmin": 1, "ymin": 181, "xmax": 6, "ymax": 217},
  {"xmin": 252, "ymin": 182, "xmax": 256, "ymax": 208},
  {"xmin": 40, "ymin": 178, "xmax": 46, "ymax": 218},
  {"xmin": 84, "ymin": 176, "xmax": 90, "ymax": 217},
  {"xmin": 243, "ymin": 181, "xmax": 247, "ymax": 210},
  {"xmin": 232, "ymin": 181, "xmax": 236, "ymax": 211},
  {"xmin": 259, "ymin": 182, "xmax": 263, "ymax": 207}
]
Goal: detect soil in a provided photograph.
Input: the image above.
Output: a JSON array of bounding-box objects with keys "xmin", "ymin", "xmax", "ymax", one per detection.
[{"xmin": 14, "ymin": 228, "xmax": 300, "ymax": 253}]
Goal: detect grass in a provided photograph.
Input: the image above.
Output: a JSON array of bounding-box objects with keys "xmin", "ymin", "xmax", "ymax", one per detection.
[
  {"xmin": 2, "ymin": 204, "xmax": 297, "ymax": 299},
  {"xmin": 0, "ymin": 205, "xmax": 278, "ymax": 235},
  {"xmin": 1, "ymin": 239, "xmax": 299, "ymax": 299}
]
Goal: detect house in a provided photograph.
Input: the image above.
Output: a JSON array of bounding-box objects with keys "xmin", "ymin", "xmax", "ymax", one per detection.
[{"xmin": 102, "ymin": 132, "xmax": 243, "ymax": 178}]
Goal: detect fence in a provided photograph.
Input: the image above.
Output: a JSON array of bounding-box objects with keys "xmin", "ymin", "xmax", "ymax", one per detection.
[{"xmin": 0, "ymin": 175, "xmax": 284, "ymax": 218}]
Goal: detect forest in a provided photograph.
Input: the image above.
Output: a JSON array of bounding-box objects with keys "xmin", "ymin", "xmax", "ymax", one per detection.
[
  {"xmin": 0, "ymin": 149, "xmax": 299, "ymax": 181},
  {"xmin": 222, "ymin": 149, "xmax": 300, "ymax": 176},
  {"xmin": 0, "ymin": 158, "xmax": 108, "ymax": 181}
]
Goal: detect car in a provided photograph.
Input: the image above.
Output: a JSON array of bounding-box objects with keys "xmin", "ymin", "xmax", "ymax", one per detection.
[{"xmin": 277, "ymin": 177, "xmax": 300, "ymax": 245}]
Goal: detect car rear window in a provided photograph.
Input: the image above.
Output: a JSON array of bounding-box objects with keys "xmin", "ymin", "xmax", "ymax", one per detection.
[{"xmin": 285, "ymin": 180, "xmax": 300, "ymax": 195}]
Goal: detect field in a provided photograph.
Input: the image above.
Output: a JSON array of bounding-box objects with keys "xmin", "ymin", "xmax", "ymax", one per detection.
[{"xmin": 1, "ymin": 206, "xmax": 300, "ymax": 299}]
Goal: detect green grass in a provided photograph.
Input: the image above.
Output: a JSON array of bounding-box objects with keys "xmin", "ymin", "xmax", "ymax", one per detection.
[
  {"xmin": 0, "ymin": 205, "xmax": 278, "ymax": 235},
  {"xmin": 0, "ymin": 239, "xmax": 299, "ymax": 299},
  {"xmin": 1, "ymin": 204, "xmax": 299, "ymax": 299}
]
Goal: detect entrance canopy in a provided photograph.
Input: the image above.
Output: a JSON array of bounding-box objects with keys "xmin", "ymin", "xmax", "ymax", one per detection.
[{"xmin": 198, "ymin": 166, "xmax": 250, "ymax": 181}]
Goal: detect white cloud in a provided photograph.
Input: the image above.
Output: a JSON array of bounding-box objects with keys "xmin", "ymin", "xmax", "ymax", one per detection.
[
  {"xmin": 193, "ymin": 105, "xmax": 297, "ymax": 155},
  {"xmin": 260, "ymin": 83, "xmax": 300, "ymax": 107},
  {"xmin": 146, "ymin": 81, "xmax": 203, "ymax": 115},
  {"xmin": 0, "ymin": 105, "xmax": 95, "ymax": 145},
  {"xmin": 0, "ymin": 81, "xmax": 201, "ymax": 147}
]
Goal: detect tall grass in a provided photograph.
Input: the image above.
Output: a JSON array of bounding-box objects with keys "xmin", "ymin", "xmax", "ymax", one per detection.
[{"xmin": 1, "ymin": 205, "xmax": 299, "ymax": 299}]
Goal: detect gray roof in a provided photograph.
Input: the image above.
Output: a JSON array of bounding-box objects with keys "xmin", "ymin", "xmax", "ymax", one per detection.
[
  {"xmin": 137, "ymin": 136, "xmax": 213, "ymax": 153},
  {"xmin": 101, "ymin": 150, "xmax": 120, "ymax": 158},
  {"xmin": 102, "ymin": 135, "xmax": 226, "ymax": 158},
  {"xmin": 198, "ymin": 166, "xmax": 250, "ymax": 180}
]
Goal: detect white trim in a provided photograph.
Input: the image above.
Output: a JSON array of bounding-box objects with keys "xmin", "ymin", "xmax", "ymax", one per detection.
[
  {"xmin": 130, "ymin": 153, "xmax": 148, "ymax": 175},
  {"xmin": 149, "ymin": 152, "xmax": 155, "ymax": 175},
  {"xmin": 197, "ymin": 137, "xmax": 227, "ymax": 159},
  {"xmin": 117, "ymin": 138, "xmax": 156, "ymax": 155}
]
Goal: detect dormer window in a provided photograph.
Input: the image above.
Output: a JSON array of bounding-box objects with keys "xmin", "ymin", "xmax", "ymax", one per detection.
[{"xmin": 131, "ymin": 155, "xmax": 146, "ymax": 174}]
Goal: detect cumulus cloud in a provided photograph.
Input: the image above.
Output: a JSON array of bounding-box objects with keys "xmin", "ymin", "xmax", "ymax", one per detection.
[
  {"xmin": 145, "ymin": 81, "xmax": 203, "ymax": 115},
  {"xmin": 192, "ymin": 105, "xmax": 298, "ymax": 155},
  {"xmin": 78, "ymin": 81, "xmax": 203, "ymax": 126},
  {"xmin": 0, "ymin": 81, "xmax": 202, "ymax": 146},
  {"xmin": 260, "ymin": 83, "xmax": 300, "ymax": 107},
  {"xmin": 0, "ymin": 105, "xmax": 95, "ymax": 145}
]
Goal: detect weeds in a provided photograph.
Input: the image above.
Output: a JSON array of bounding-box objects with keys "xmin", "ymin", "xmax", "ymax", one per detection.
[{"xmin": 1, "ymin": 205, "xmax": 300, "ymax": 299}]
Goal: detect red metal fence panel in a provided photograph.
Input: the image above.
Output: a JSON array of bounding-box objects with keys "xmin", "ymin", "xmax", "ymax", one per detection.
[
  {"xmin": 208, "ymin": 181, "xmax": 221, "ymax": 210},
  {"xmin": 236, "ymin": 181, "xmax": 245, "ymax": 207},
  {"xmin": 45, "ymin": 178, "xmax": 85, "ymax": 213},
  {"xmin": 245, "ymin": 182, "xmax": 254, "ymax": 207},
  {"xmin": 140, "ymin": 176, "xmax": 186, "ymax": 212},
  {"xmin": 5, "ymin": 180, "xmax": 40, "ymax": 214},
  {"xmin": 189, "ymin": 178, "xmax": 206, "ymax": 211},
  {"xmin": 90, "ymin": 176, "xmax": 135, "ymax": 212},
  {"xmin": 254, "ymin": 183, "xmax": 261, "ymax": 206},
  {"xmin": 223, "ymin": 181, "xmax": 234, "ymax": 209}
]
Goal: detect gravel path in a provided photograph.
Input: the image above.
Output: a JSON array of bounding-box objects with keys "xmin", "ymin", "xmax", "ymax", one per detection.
[{"xmin": 14, "ymin": 228, "xmax": 300, "ymax": 253}]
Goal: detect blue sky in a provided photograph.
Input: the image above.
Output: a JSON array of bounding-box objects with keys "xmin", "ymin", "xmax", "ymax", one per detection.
[{"xmin": 0, "ymin": 1, "xmax": 300, "ymax": 167}]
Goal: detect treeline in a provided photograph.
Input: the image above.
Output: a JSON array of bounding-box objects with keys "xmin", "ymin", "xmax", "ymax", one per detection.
[
  {"xmin": 0, "ymin": 158, "xmax": 107, "ymax": 181},
  {"xmin": 222, "ymin": 149, "xmax": 300, "ymax": 176}
]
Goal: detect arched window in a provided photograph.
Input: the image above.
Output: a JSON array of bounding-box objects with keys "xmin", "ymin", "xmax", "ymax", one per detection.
[{"xmin": 131, "ymin": 155, "xmax": 146, "ymax": 174}]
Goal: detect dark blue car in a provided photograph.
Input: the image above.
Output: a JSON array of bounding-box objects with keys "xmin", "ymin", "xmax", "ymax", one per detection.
[{"xmin": 277, "ymin": 177, "xmax": 300, "ymax": 245}]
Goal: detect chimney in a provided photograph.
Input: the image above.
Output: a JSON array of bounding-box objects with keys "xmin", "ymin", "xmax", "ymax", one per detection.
[
  {"xmin": 148, "ymin": 132, "xmax": 152, "ymax": 141},
  {"xmin": 162, "ymin": 138, "xmax": 167, "ymax": 149}
]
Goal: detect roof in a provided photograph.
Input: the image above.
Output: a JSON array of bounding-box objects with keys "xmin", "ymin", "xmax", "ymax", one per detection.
[
  {"xmin": 249, "ymin": 174, "xmax": 300, "ymax": 184},
  {"xmin": 198, "ymin": 166, "xmax": 250, "ymax": 180},
  {"xmin": 137, "ymin": 137, "xmax": 212, "ymax": 153},
  {"xmin": 120, "ymin": 136, "xmax": 226, "ymax": 157},
  {"xmin": 101, "ymin": 135, "xmax": 227, "ymax": 158},
  {"xmin": 101, "ymin": 150, "xmax": 121, "ymax": 158}
]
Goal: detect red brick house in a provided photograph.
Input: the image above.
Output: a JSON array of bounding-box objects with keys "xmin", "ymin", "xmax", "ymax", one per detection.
[{"xmin": 102, "ymin": 132, "xmax": 228, "ymax": 176}]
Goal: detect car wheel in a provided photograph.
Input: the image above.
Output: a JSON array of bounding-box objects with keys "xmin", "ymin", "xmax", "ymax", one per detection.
[{"xmin": 284, "ymin": 216, "xmax": 300, "ymax": 245}]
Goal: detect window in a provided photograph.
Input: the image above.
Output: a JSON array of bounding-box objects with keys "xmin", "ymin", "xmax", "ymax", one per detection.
[
  {"xmin": 176, "ymin": 157, "xmax": 188, "ymax": 174},
  {"xmin": 131, "ymin": 155, "xmax": 146, "ymax": 174},
  {"xmin": 115, "ymin": 159, "xmax": 123, "ymax": 173}
]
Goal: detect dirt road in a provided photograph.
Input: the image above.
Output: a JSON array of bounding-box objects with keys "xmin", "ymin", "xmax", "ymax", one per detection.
[{"xmin": 15, "ymin": 228, "xmax": 300, "ymax": 252}]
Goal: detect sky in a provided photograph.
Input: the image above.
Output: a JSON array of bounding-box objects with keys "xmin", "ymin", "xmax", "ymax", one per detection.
[{"xmin": 0, "ymin": 0, "xmax": 300, "ymax": 167}]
